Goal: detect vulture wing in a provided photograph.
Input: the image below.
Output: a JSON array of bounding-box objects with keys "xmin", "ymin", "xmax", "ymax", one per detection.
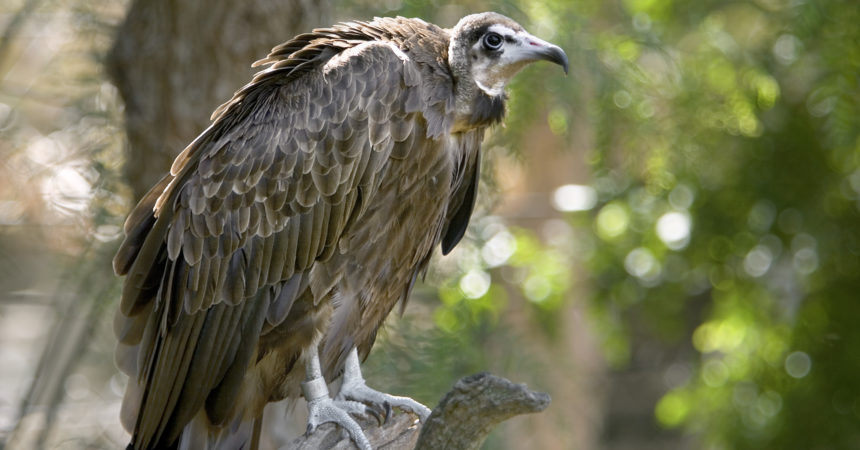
[{"xmin": 112, "ymin": 33, "xmax": 443, "ymax": 449}]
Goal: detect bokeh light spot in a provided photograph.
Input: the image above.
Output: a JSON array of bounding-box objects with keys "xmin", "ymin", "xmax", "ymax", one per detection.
[
  {"xmin": 553, "ymin": 184, "xmax": 597, "ymax": 212},
  {"xmin": 524, "ymin": 275, "xmax": 552, "ymax": 303},
  {"xmin": 547, "ymin": 107, "xmax": 569, "ymax": 135},
  {"xmin": 624, "ymin": 247, "xmax": 661, "ymax": 281},
  {"xmin": 668, "ymin": 184, "xmax": 695, "ymax": 210},
  {"xmin": 793, "ymin": 248, "xmax": 819, "ymax": 275},
  {"xmin": 744, "ymin": 245, "xmax": 773, "ymax": 277},
  {"xmin": 614, "ymin": 90, "xmax": 632, "ymax": 109},
  {"xmin": 773, "ymin": 34, "xmax": 800, "ymax": 65},
  {"xmin": 459, "ymin": 269, "xmax": 491, "ymax": 299},
  {"xmin": 656, "ymin": 391, "xmax": 690, "ymax": 428},
  {"xmin": 785, "ymin": 351, "xmax": 811, "ymax": 378},
  {"xmin": 757, "ymin": 391, "xmax": 783, "ymax": 418},
  {"xmin": 481, "ymin": 230, "xmax": 517, "ymax": 267},
  {"xmin": 596, "ymin": 202, "xmax": 630, "ymax": 240},
  {"xmin": 657, "ymin": 211, "xmax": 691, "ymax": 250},
  {"xmin": 702, "ymin": 360, "xmax": 729, "ymax": 387}
]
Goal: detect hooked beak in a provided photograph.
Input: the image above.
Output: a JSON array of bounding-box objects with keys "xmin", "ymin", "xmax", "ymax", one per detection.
[{"xmin": 518, "ymin": 34, "xmax": 569, "ymax": 74}]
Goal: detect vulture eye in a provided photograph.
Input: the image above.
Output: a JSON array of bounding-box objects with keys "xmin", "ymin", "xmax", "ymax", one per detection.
[{"xmin": 483, "ymin": 32, "xmax": 503, "ymax": 50}]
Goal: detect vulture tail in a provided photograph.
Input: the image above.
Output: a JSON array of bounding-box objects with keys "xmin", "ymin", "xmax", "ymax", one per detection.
[{"xmin": 177, "ymin": 415, "xmax": 260, "ymax": 450}]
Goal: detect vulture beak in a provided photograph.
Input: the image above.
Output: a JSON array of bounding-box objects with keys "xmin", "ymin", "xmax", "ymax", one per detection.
[{"xmin": 517, "ymin": 33, "xmax": 569, "ymax": 74}]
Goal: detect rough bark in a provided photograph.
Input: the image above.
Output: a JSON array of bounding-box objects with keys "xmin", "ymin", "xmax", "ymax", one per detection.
[
  {"xmin": 287, "ymin": 373, "xmax": 551, "ymax": 450},
  {"xmin": 290, "ymin": 411, "xmax": 421, "ymax": 450}
]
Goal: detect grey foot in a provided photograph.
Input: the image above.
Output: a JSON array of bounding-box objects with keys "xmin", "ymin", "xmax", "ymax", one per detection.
[
  {"xmin": 303, "ymin": 348, "xmax": 374, "ymax": 450},
  {"xmin": 336, "ymin": 347, "xmax": 431, "ymax": 422},
  {"xmin": 336, "ymin": 379, "xmax": 432, "ymax": 422},
  {"xmin": 306, "ymin": 393, "xmax": 373, "ymax": 450}
]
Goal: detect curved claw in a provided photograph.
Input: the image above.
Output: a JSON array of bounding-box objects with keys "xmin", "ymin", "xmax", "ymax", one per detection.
[
  {"xmin": 364, "ymin": 400, "xmax": 386, "ymax": 426},
  {"xmin": 336, "ymin": 347, "xmax": 432, "ymax": 423},
  {"xmin": 336, "ymin": 381, "xmax": 432, "ymax": 422},
  {"xmin": 306, "ymin": 396, "xmax": 372, "ymax": 450},
  {"xmin": 339, "ymin": 398, "xmax": 384, "ymax": 426},
  {"xmin": 382, "ymin": 401, "xmax": 393, "ymax": 425}
]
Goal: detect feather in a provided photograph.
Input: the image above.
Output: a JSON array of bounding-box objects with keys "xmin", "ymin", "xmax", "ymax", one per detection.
[
  {"xmin": 244, "ymin": 238, "xmax": 265, "ymax": 298},
  {"xmin": 185, "ymin": 257, "xmax": 210, "ymax": 313},
  {"xmin": 204, "ymin": 294, "xmax": 269, "ymax": 426},
  {"xmin": 265, "ymin": 230, "xmax": 288, "ymax": 285},
  {"xmin": 266, "ymin": 273, "xmax": 303, "ymax": 325},
  {"xmin": 389, "ymin": 116, "xmax": 415, "ymax": 143},
  {"xmin": 182, "ymin": 230, "xmax": 203, "ymax": 266},
  {"xmin": 442, "ymin": 146, "xmax": 481, "ymax": 254},
  {"xmin": 312, "ymin": 162, "xmax": 342, "ymax": 197},
  {"xmin": 258, "ymin": 230, "xmax": 276, "ymax": 283},
  {"xmin": 223, "ymin": 250, "xmax": 246, "ymax": 306},
  {"xmin": 295, "ymin": 211, "xmax": 313, "ymax": 270},
  {"xmin": 282, "ymin": 215, "xmax": 299, "ymax": 279},
  {"xmin": 167, "ymin": 212, "xmax": 186, "ymax": 261}
]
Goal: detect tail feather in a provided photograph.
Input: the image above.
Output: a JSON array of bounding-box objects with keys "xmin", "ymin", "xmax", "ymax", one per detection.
[{"xmin": 175, "ymin": 415, "xmax": 260, "ymax": 450}]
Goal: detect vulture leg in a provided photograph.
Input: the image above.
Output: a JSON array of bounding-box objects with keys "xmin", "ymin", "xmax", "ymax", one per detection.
[
  {"xmin": 335, "ymin": 347, "xmax": 432, "ymax": 421},
  {"xmin": 302, "ymin": 346, "xmax": 373, "ymax": 450}
]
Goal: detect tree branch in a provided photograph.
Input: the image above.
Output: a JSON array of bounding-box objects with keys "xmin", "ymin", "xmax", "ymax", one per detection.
[
  {"xmin": 415, "ymin": 373, "xmax": 551, "ymax": 450},
  {"xmin": 286, "ymin": 372, "xmax": 551, "ymax": 449}
]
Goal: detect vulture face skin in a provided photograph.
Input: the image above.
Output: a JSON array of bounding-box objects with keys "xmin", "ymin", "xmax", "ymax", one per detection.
[
  {"xmin": 448, "ymin": 12, "xmax": 568, "ymax": 130},
  {"xmin": 452, "ymin": 13, "xmax": 568, "ymax": 96},
  {"xmin": 113, "ymin": 11, "xmax": 566, "ymax": 450}
]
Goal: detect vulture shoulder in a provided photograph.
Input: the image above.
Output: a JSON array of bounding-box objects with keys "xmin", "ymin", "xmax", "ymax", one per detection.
[{"xmin": 111, "ymin": 32, "xmax": 453, "ymax": 449}]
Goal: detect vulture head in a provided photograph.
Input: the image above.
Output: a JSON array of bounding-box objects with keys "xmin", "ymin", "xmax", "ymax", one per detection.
[{"xmin": 448, "ymin": 12, "xmax": 568, "ymax": 128}]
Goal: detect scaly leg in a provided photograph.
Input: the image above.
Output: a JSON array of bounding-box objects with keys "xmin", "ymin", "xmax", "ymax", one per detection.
[
  {"xmin": 335, "ymin": 347, "xmax": 432, "ymax": 422},
  {"xmin": 303, "ymin": 346, "xmax": 372, "ymax": 450}
]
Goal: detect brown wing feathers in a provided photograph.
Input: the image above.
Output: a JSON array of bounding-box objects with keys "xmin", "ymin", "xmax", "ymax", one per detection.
[{"xmin": 441, "ymin": 132, "xmax": 483, "ymax": 254}]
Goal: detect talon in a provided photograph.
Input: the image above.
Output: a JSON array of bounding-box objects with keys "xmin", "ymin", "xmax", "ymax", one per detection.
[
  {"xmin": 337, "ymin": 347, "xmax": 432, "ymax": 424},
  {"xmin": 383, "ymin": 401, "xmax": 392, "ymax": 425},
  {"xmin": 366, "ymin": 404, "xmax": 384, "ymax": 426},
  {"xmin": 306, "ymin": 398, "xmax": 372, "ymax": 450}
]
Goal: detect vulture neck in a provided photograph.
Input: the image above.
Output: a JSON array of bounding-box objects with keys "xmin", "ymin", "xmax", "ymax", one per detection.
[
  {"xmin": 447, "ymin": 32, "xmax": 507, "ymax": 133},
  {"xmin": 451, "ymin": 82, "xmax": 507, "ymax": 133}
]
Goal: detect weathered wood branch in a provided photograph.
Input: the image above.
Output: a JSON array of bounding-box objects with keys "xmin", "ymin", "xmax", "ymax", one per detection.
[
  {"xmin": 415, "ymin": 373, "xmax": 551, "ymax": 450},
  {"xmin": 286, "ymin": 373, "xmax": 551, "ymax": 449}
]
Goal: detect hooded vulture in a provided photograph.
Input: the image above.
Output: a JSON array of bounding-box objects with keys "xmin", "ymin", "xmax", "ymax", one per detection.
[{"xmin": 113, "ymin": 11, "xmax": 568, "ymax": 450}]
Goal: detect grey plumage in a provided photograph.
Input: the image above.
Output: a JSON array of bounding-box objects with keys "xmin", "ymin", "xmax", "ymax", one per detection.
[{"xmin": 113, "ymin": 12, "xmax": 567, "ymax": 450}]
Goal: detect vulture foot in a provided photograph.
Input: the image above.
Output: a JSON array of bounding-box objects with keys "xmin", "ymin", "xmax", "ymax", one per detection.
[
  {"xmin": 305, "ymin": 394, "xmax": 374, "ymax": 450},
  {"xmin": 335, "ymin": 347, "xmax": 432, "ymax": 422},
  {"xmin": 303, "ymin": 349, "xmax": 373, "ymax": 450}
]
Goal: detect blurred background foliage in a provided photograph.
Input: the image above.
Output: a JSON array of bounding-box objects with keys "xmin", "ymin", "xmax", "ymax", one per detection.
[{"xmin": 1, "ymin": 0, "xmax": 859, "ymax": 449}]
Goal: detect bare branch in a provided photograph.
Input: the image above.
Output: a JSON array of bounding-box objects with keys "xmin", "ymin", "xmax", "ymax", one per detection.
[
  {"xmin": 415, "ymin": 373, "xmax": 551, "ymax": 450},
  {"xmin": 286, "ymin": 373, "xmax": 551, "ymax": 450}
]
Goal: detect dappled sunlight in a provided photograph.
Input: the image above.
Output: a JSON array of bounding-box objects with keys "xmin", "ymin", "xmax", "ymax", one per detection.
[
  {"xmin": 551, "ymin": 183, "xmax": 597, "ymax": 212},
  {"xmin": 459, "ymin": 269, "xmax": 492, "ymax": 300},
  {"xmin": 656, "ymin": 210, "xmax": 691, "ymax": 250},
  {"xmin": 595, "ymin": 201, "xmax": 630, "ymax": 240},
  {"xmin": 481, "ymin": 228, "xmax": 517, "ymax": 267},
  {"xmin": 624, "ymin": 247, "xmax": 661, "ymax": 283}
]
